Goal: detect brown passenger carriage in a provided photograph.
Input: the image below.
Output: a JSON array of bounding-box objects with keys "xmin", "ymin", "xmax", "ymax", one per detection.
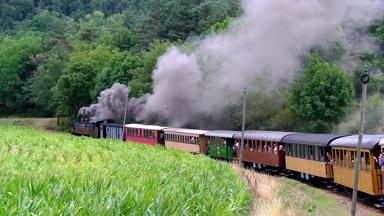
[{"xmin": 233, "ymin": 131, "xmax": 293, "ymax": 168}]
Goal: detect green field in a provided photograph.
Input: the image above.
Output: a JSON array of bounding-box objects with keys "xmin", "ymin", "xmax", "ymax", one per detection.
[{"xmin": 0, "ymin": 125, "xmax": 251, "ymax": 215}]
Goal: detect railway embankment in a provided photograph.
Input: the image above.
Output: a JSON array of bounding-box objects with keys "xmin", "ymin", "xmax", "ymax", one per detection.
[{"xmin": 232, "ymin": 164, "xmax": 381, "ymax": 216}]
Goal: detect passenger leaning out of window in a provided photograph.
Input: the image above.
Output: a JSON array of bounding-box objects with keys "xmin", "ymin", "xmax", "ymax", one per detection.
[{"xmin": 379, "ymin": 150, "xmax": 384, "ymax": 168}]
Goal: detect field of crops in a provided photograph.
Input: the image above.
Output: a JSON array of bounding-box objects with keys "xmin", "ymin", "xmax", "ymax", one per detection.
[{"xmin": 0, "ymin": 125, "xmax": 251, "ymax": 215}]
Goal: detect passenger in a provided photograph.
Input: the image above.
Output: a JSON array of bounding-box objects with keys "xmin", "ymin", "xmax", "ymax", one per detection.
[
  {"xmin": 190, "ymin": 137, "xmax": 197, "ymax": 144},
  {"xmin": 234, "ymin": 141, "xmax": 239, "ymax": 159},
  {"xmin": 379, "ymin": 151, "xmax": 384, "ymax": 168},
  {"xmin": 326, "ymin": 152, "xmax": 332, "ymax": 163},
  {"xmin": 309, "ymin": 152, "xmax": 314, "ymax": 160},
  {"xmin": 273, "ymin": 144, "xmax": 278, "ymax": 154},
  {"xmin": 374, "ymin": 156, "xmax": 380, "ymax": 169},
  {"xmin": 278, "ymin": 145, "xmax": 285, "ymax": 152}
]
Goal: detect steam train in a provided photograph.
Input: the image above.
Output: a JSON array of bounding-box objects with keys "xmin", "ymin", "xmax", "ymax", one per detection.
[{"xmin": 73, "ymin": 118, "xmax": 384, "ymax": 197}]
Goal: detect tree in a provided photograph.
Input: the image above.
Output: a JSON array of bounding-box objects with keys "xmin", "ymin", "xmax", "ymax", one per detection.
[
  {"xmin": 53, "ymin": 45, "xmax": 117, "ymax": 116},
  {"xmin": 28, "ymin": 55, "xmax": 68, "ymax": 115},
  {"xmin": 129, "ymin": 40, "xmax": 171, "ymax": 97},
  {"xmin": 289, "ymin": 54, "xmax": 355, "ymax": 132},
  {"xmin": 92, "ymin": 51, "xmax": 142, "ymax": 98},
  {"xmin": 0, "ymin": 35, "xmax": 43, "ymax": 115}
]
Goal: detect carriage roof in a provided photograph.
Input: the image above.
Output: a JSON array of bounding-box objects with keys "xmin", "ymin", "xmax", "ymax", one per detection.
[
  {"xmin": 282, "ymin": 133, "xmax": 347, "ymax": 146},
  {"xmin": 330, "ymin": 135, "xmax": 384, "ymax": 149},
  {"xmin": 204, "ymin": 130, "xmax": 237, "ymax": 138},
  {"xmin": 233, "ymin": 131, "xmax": 295, "ymax": 142},
  {"xmin": 125, "ymin": 124, "xmax": 168, "ymax": 131}
]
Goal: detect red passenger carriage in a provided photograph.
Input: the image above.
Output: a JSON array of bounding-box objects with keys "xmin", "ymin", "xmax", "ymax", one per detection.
[{"xmin": 125, "ymin": 124, "xmax": 167, "ymax": 145}]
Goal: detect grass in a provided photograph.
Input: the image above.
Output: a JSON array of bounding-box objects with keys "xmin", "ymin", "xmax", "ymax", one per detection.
[
  {"xmin": 232, "ymin": 165, "xmax": 351, "ymax": 216},
  {"xmin": 0, "ymin": 125, "xmax": 251, "ymax": 215},
  {"xmin": 277, "ymin": 178, "xmax": 349, "ymax": 216},
  {"xmin": 0, "ymin": 118, "xmax": 66, "ymax": 131}
]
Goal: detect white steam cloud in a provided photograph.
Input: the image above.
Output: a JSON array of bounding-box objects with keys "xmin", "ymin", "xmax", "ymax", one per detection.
[{"xmin": 137, "ymin": 0, "xmax": 384, "ymax": 127}]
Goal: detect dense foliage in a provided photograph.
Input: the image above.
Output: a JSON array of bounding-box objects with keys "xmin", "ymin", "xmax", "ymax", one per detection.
[
  {"xmin": 0, "ymin": 125, "xmax": 251, "ymax": 215},
  {"xmin": 0, "ymin": 0, "xmax": 241, "ymax": 117},
  {"xmin": 1, "ymin": 0, "xmax": 384, "ymax": 133},
  {"xmin": 289, "ymin": 54, "xmax": 355, "ymax": 132}
]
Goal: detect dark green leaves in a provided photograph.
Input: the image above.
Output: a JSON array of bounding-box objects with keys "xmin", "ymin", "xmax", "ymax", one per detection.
[{"xmin": 289, "ymin": 54, "xmax": 355, "ymax": 132}]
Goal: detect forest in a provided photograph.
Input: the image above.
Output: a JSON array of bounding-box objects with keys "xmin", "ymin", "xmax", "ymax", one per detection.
[{"xmin": 1, "ymin": 0, "xmax": 384, "ymax": 133}]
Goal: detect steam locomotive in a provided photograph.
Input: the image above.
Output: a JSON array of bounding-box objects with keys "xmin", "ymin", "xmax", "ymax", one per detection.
[{"xmin": 72, "ymin": 117, "xmax": 384, "ymax": 197}]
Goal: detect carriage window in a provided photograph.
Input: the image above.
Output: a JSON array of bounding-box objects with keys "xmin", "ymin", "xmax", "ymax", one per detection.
[
  {"xmin": 299, "ymin": 144, "xmax": 302, "ymax": 158},
  {"xmin": 339, "ymin": 150, "xmax": 344, "ymax": 166},
  {"xmin": 360, "ymin": 152, "xmax": 366, "ymax": 171},
  {"xmin": 365, "ymin": 152, "xmax": 371, "ymax": 171},
  {"xmin": 251, "ymin": 140, "xmax": 255, "ymax": 151},
  {"xmin": 350, "ymin": 151, "xmax": 355, "ymax": 168},
  {"xmin": 308, "ymin": 146, "xmax": 313, "ymax": 160},
  {"xmin": 346, "ymin": 150, "xmax": 350, "ymax": 167},
  {"xmin": 314, "ymin": 146, "xmax": 319, "ymax": 161},
  {"xmin": 336, "ymin": 149, "xmax": 340, "ymax": 165},
  {"xmin": 286, "ymin": 144, "xmax": 290, "ymax": 156},
  {"xmin": 301, "ymin": 145, "xmax": 305, "ymax": 159}
]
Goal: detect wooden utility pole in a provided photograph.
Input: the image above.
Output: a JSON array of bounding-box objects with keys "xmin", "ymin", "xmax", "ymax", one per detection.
[
  {"xmin": 239, "ymin": 87, "xmax": 247, "ymax": 167},
  {"xmin": 351, "ymin": 66, "xmax": 369, "ymax": 216}
]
